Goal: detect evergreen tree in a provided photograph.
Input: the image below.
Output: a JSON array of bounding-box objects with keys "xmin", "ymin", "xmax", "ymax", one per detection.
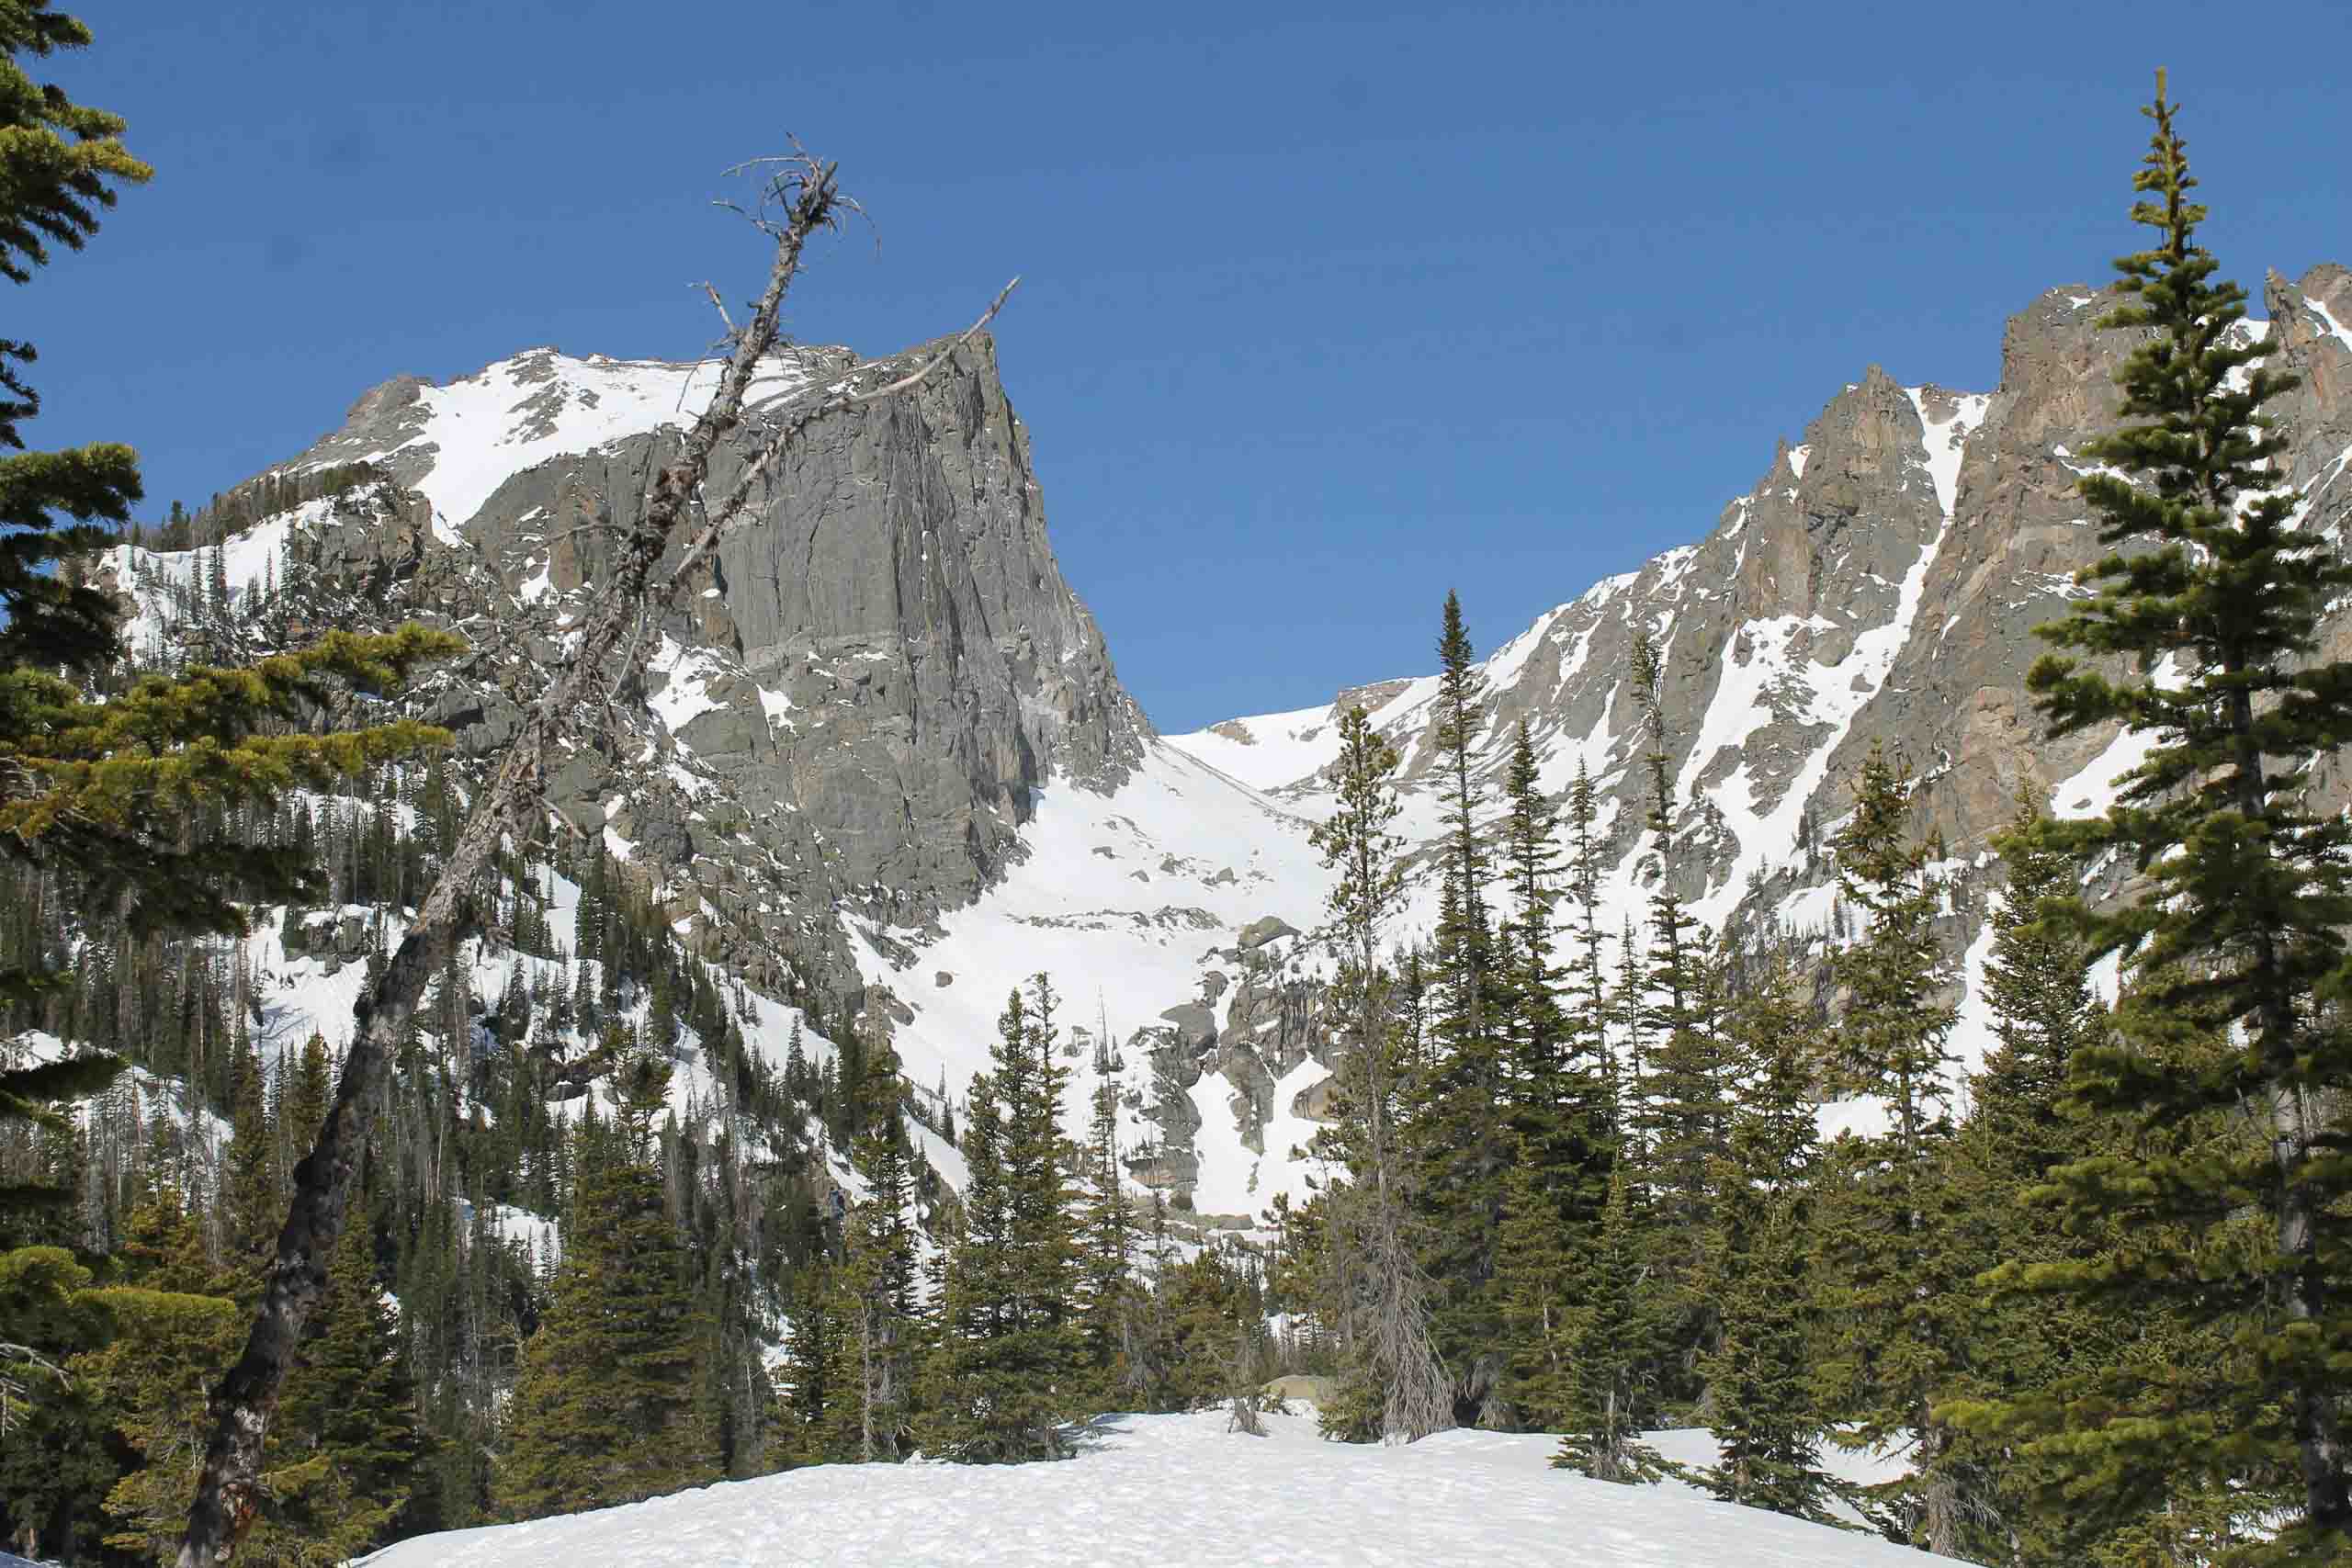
[
  {"xmin": 1076, "ymin": 1023, "xmax": 1139, "ymax": 1404},
  {"xmin": 1144, "ymin": 1243, "xmax": 1258, "ymax": 1414},
  {"xmin": 1304, "ymin": 704, "xmax": 1449, "ymax": 1443},
  {"xmin": 272, "ymin": 1192, "xmax": 422, "ymax": 1559},
  {"xmin": 220, "ymin": 1030, "xmax": 277, "ymax": 1282},
  {"xmin": 1696, "ymin": 949, "xmax": 1838, "ymax": 1523},
  {"xmin": 0, "ymin": 0, "xmax": 150, "ymax": 683},
  {"xmin": 1412, "ymin": 591, "xmax": 1506, "ymax": 1417},
  {"xmin": 1551, "ymin": 1159, "xmax": 1666, "ymax": 1484},
  {"xmin": 778, "ymin": 1255, "xmax": 845, "ymax": 1463},
  {"xmin": 1815, "ymin": 744, "xmax": 1972, "ymax": 1552},
  {"xmin": 1561, "ymin": 759, "xmax": 1616, "ymax": 1132},
  {"xmin": 78, "ymin": 1174, "xmax": 347, "ymax": 1565},
  {"xmin": 1962, "ymin": 74, "xmax": 2352, "ymax": 1560},
  {"xmin": 1498, "ymin": 719, "xmax": 1568, "ymax": 1117},
  {"xmin": 0, "ymin": 0, "xmax": 151, "ymax": 1215},
  {"xmin": 0, "ymin": 1245, "xmax": 117, "ymax": 1562},
  {"xmin": 496, "ymin": 1111, "xmax": 713, "ymax": 1517},
  {"xmin": 1940, "ymin": 796, "xmax": 2161, "ymax": 1566},
  {"xmin": 930, "ymin": 980, "xmax": 1080, "ymax": 1461},
  {"xmin": 1492, "ymin": 1134, "xmax": 1577, "ymax": 1430},
  {"xmin": 1625, "ymin": 628, "xmax": 1731, "ymax": 1415},
  {"xmin": 830, "ymin": 1114, "xmax": 921, "ymax": 1462}
]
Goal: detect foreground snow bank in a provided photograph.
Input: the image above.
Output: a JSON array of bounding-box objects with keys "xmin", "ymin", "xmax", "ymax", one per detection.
[{"xmin": 361, "ymin": 1410, "xmax": 1921, "ymax": 1567}]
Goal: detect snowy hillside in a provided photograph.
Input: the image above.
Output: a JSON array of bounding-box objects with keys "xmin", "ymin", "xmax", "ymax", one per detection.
[
  {"xmin": 846, "ymin": 739, "xmax": 1335, "ymax": 1215},
  {"xmin": 360, "ymin": 1409, "xmax": 1919, "ymax": 1568}
]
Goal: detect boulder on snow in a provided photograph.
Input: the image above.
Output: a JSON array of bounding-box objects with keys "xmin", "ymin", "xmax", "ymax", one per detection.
[
  {"xmin": 1237, "ymin": 915, "xmax": 1299, "ymax": 951},
  {"xmin": 1158, "ymin": 1001, "xmax": 1218, "ymax": 1053}
]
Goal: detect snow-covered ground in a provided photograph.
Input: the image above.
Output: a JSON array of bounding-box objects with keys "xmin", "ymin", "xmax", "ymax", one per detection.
[{"xmin": 361, "ymin": 1409, "xmax": 1918, "ymax": 1568}]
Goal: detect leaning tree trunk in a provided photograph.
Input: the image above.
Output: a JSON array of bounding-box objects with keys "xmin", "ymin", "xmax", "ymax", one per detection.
[{"xmin": 177, "ymin": 152, "xmax": 1005, "ymax": 1564}]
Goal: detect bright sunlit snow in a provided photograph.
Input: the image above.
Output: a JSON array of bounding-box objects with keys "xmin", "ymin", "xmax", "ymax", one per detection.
[
  {"xmin": 369, "ymin": 349, "xmax": 819, "ymax": 539},
  {"xmin": 360, "ymin": 1409, "xmax": 1925, "ymax": 1568}
]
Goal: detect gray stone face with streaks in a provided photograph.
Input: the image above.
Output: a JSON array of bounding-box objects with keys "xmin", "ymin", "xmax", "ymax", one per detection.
[{"xmin": 254, "ymin": 333, "xmax": 1148, "ymax": 1002}]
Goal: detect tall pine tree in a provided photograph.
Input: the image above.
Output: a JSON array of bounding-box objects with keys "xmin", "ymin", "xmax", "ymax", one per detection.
[
  {"xmin": 497, "ymin": 1100, "xmax": 714, "ymax": 1517},
  {"xmin": 1967, "ymin": 73, "xmax": 2352, "ymax": 1560},
  {"xmin": 1815, "ymin": 744, "xmax": 1973, "ymax": 1551}
]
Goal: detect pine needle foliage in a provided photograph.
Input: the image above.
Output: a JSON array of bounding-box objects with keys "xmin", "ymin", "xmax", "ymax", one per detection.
[
  {"xmin": 1963, "ymin": 72, "xmax": 2352, "ymax": 1561},
  {"xmin": 930, "ymin": 978, "xmax": 1082, "ymax": 1462},
  {"xmin": 496, "ymin": 1122, "xmax": 714, "ymax": 1519}
]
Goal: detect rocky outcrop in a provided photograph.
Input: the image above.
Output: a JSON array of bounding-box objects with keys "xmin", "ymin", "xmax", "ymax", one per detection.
[{"xmin": 126, "ymin": 333, "xmax": 1151, "ymax": 1010}]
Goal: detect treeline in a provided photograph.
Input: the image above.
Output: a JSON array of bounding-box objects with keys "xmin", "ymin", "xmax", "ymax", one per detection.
[
  {"xmin": 0, "ymin": 726, "xmax": 1279, "ymax": 1564},
  {"xmin": 128, "ymin": 462, "xmax": 388, "ymax": 555}
]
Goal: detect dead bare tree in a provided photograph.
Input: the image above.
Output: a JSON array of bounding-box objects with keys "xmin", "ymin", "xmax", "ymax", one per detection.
[{"xmin": 177, "ymin": 152, "xmax": 1013, "ymax": 1566}]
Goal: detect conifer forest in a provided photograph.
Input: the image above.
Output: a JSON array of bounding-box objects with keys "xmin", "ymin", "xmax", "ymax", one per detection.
[{"xmin": 5, "ymin": 5, "xmax": 2352, "ymax": 1565}]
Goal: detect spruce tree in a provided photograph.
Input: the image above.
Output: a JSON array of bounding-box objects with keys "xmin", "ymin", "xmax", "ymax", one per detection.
[
  {"xmin": 831, "ymin": 1113, "xmax": 921, "ymax": 1462},
  {"xmin": 1963, "ymin": 73, "xmax": 2352, "ymax": 1560},
  {"xmin": 1076, "ymin": 1024, "xmax": 1139, "ymax": 1405},
  {"xmin": 1551, "ymin": 1159, "xmax": 1665, "ymax": 1484},
  {"xmin": 1498, "ymin": 718, "xmax": 1568, "ymax": 1117},
  {"xmin": 1696, "ymin": 948, "xmax": 1838, "ymax": 1523},
  {"xmin": 1561, "ymin": 759, "xmax": 1616, "ymax": 1131},
  {"xmin": 272, "ymin": 1193, "xmax": 421, "ymax": 1559},
  {"xmin": 1815, "ymin": 744, "xmax": 1972, "ymax": 1551},
  {"xmin": 496, "ymin": 1108, "xmax": 713, "ymax": 1517},
  {"xmin": 1940, "ymin": 796, "xmax": 2155, "ymax": 1565},
  {"xmin": 1305, "ymin": 704, "xmax": 1450, "ymax": 1443},
  {"xmin": 0, "ymin": 3, "xmax": 141, "ymax": 1206},
  {"xmin": 1625, "ymin": 628, "xmax": 1731, "ymax": 1414},
  {"xmin": 931, "ymin": 980, "xmax": 1080, "ymax": 1461},
  {"xmin": 220, "ymin": 1032, "xmax": 277, "ymax": 1284},
  {"xmin": 1413, "ymin": 591, "xmax": 1506, "ymax": 1415},
  {"xmin": 1492, "ymin": 1134, "xmax": 1577, "ymax": 1430},
  {"xmin": 779, "ymin": 1257, "xmax": 845, "ymax": 1463}
]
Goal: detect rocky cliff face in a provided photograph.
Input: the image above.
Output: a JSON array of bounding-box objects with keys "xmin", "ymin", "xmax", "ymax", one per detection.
[
  {"xmin": 216, "ymin": 335, "xmax": 1153, "ymax": 1001},
  {"xmin": 104, "ymin": 265, "xmax": 2352, "ymax": 1224}
]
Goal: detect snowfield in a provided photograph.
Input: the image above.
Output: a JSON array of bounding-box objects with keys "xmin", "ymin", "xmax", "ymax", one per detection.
[{"xmin": 360, "ymin": 1410, "xmax": 1917, "ymax": 1568}]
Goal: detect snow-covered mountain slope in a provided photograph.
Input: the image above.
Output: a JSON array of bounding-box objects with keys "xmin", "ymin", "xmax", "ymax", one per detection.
[
  {"xmin": 1167, "ymin": 265, "xmax": 2352, "ymax": 1168},
  {"xmin": 360, "ymin": 1409, "xmax": 1920, "ymax": 1568},
  {"xmin": 105, "ymin": 262, "xmax": 2352, "ymax": 1228},
  {"xmin": 290, "ymin": 345, "xmax": 827, "ymax": 543},
  {"xmin": 846, "ymin": 739, "xmax": 1333, "ymax": 1214}
]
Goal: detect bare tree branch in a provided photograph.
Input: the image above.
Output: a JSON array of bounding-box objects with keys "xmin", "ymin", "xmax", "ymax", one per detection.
[
  {"xmin": 696, "ymin": 279, "xmax": 737, "ymax": 338},
  {"xmin": 662, "ymin": 275, "xmax": 1019, "ymax": 595},
  {"xmin": 175, "ymin": 152, "xmax": 857, "ymax": 1568}
]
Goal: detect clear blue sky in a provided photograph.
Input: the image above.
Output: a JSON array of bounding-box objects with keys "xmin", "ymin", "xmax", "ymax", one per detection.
[{"xmin": 32, "ymin": 1, "xmax": 2352, "ymax": 732}]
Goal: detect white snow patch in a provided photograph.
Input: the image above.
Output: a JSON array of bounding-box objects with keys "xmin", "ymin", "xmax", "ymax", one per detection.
[
  {"xmin": 2308, "ymin": 297, "xmax": 2352, "ymax": 358},
  {"xmin": 848, "ymin": 742, "xmax": 1334, "ymax": 1190},
  {"xmin": 648, "ymin": 637, "xmax": 728, "ymax": 735},
  {"xmin": 363, "ymin": 1407, "xmax": 1932, "ymax": 1568},
  {"xmin": 372, "ymin": 350, "xmax": 816, "ymax": 538}
]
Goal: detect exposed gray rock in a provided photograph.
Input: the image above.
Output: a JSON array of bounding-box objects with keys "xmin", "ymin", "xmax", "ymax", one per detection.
[
  {"xmin": 198, "ymin": 333, "xmax": 1154, "ymax": 1008},
  {"xmin": 1158, "ymin": 1002, "xmax": 1218, "ymax": 1055},
  {"xmin": 1237, "ymin": 915, "xmax": 1300, "ymax": 950}
]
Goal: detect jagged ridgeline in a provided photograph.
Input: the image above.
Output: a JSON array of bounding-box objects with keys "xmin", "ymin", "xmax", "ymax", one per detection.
[
  {"xmin": 13, "ymin": 244, "xmax": 2352, "ymax": 1551},
  {"xmin": 38, "ymin": 260, "xmax": 2352, "ymax": 1238}
]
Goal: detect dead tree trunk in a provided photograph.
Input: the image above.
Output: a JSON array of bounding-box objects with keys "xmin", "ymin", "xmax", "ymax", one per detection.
[{"xmin": 177, "ymin": 154, "xmax": 1010, "ymax": 1565}]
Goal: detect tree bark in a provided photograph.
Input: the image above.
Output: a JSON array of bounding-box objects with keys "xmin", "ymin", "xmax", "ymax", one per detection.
[{"xmin": 176, "ymin": 157, "xmax": 891, "ymax": 1566}]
